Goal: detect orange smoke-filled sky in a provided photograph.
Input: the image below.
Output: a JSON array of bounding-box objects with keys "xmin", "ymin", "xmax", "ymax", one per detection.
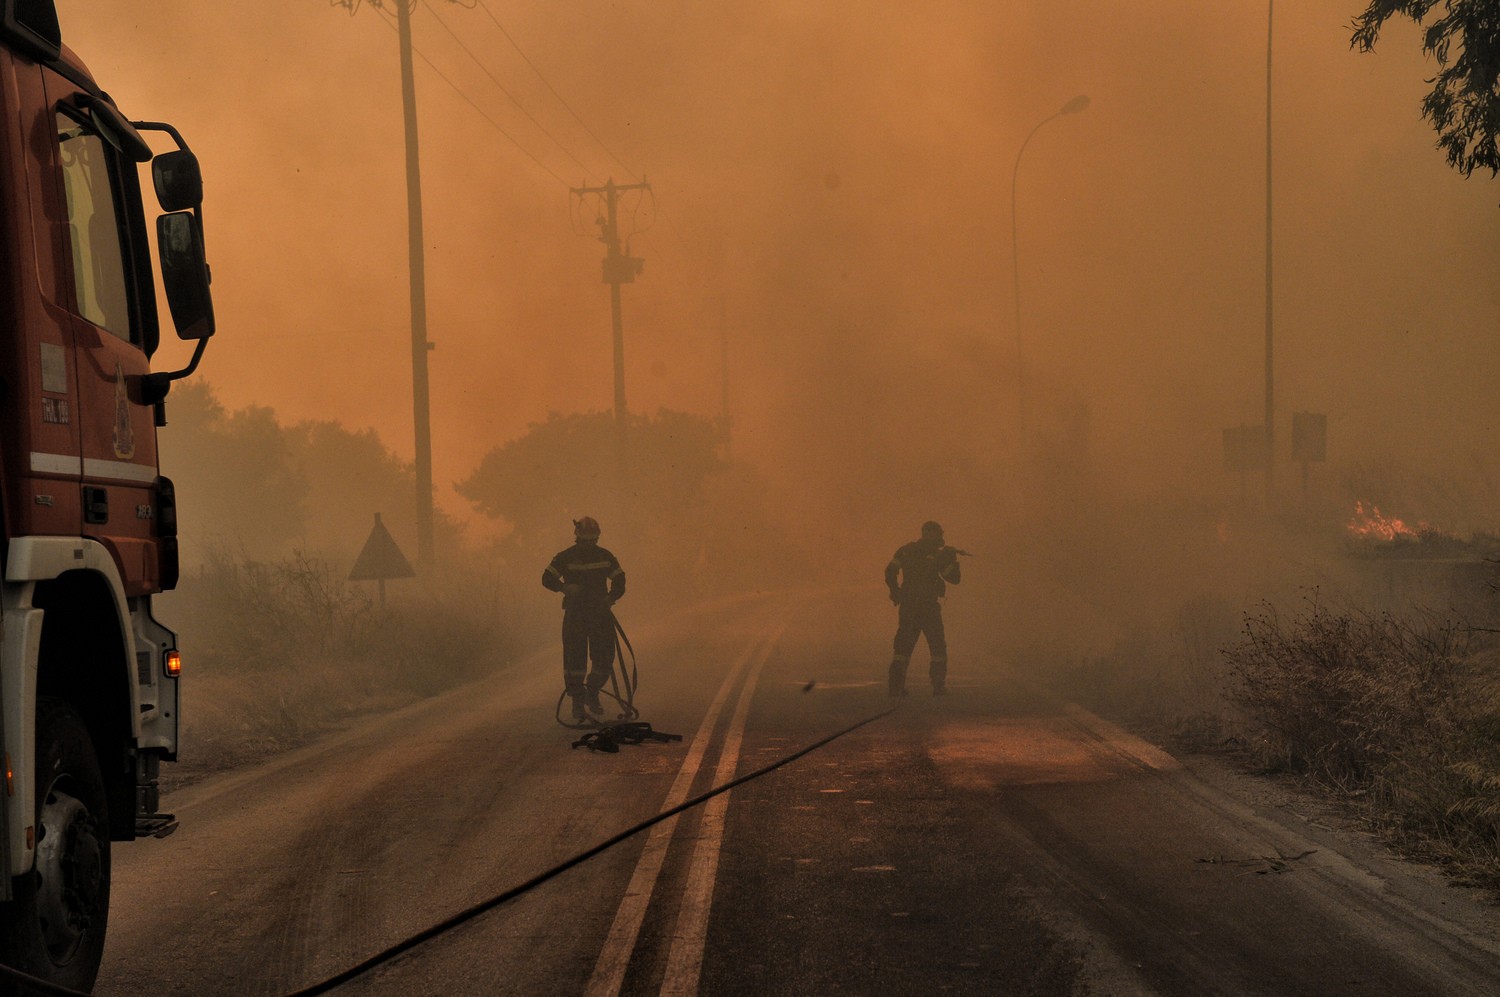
[{"xmin": 57, "ymin": 0, "xmax": 1500, "ymax": 538}]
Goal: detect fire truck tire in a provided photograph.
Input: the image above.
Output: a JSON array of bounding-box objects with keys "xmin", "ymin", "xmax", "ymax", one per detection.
[{"xmin": 0, "ymin": 696, "xmax": 111, "ymax": 993}]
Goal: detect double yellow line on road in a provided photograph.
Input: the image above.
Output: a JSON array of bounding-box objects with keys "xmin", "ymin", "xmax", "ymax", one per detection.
[{"xmin": 586, "ymin": 620, "xmax": 787, "ymax": 997}]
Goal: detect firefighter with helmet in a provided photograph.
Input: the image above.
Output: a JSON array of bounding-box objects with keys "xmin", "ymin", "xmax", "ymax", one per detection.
[
  {"xmin": 885, "ymin": 520, "xmax": 961, "ymax": 696},
  {"xmin": 542, "ymin": 517, "xmax": 626, "ymax": 721}
]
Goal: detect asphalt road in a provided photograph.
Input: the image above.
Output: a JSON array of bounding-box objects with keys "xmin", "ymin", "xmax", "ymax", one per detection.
[{"xmin": 94, "ymin": 589, "xmax": 1500, "ymax": 995}]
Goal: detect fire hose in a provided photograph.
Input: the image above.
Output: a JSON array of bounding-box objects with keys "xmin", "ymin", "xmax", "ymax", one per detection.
[
  {"xmin": 0, "ymin": 705, "xmax": 895, "ymax": 997},
  {"xmin": 550, "ymin": 610, "xmax": 687, "ymax": 753},
  {"xmin": 553, "ymin": 609, "xmax": 641, "ymax": 729}
]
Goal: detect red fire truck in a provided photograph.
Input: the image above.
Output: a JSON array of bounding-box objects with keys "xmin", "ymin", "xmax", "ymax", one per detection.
[{"xmin": 0, "ymin": 1, "xmax": 214, "ymax": 989}]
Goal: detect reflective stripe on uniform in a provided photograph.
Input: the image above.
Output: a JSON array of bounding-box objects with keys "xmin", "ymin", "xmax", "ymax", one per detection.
[
  {"xmin": 567, "ymin": 560, "xmax": 615, "ymax": 571},
  {"xmin": 544, "ymin": 564, "xmax": 562, "ymax": 578},
  {"xmin": 609, "ymin": 566, "xmax": 625, "ymax": 578}
]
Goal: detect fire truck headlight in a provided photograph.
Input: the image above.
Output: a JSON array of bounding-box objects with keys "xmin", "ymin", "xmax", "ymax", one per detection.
[{"xmin": 164, "ymin": 650, "xmax": 182, "ymax": 678}]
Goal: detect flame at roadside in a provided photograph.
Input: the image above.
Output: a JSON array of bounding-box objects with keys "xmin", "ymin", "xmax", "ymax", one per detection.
[{"xmin": 1346, "ymin": 501, "xmax": 1444, "ymax": 542}]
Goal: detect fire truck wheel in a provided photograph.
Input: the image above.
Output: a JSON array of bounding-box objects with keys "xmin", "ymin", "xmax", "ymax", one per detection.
[{"xmin": 0, "ymin": 696, "xmax": 111, "ymax": 993}]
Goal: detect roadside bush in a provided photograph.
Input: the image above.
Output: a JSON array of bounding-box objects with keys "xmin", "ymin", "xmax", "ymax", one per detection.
[
  {"xmin": 181, "ymin": 546, "xmax": 376, "ymax": 672},
  {"xmin": 157, "ymin": 545, "xmax": 536, "ymax": 785},
  {"xmin": 1224, "ymin": 597, "xmax": 1470, "ymax": 785},
  {"xmin": 1224, "ymin": 595, "xmax": 1500, "ymax": 887}
]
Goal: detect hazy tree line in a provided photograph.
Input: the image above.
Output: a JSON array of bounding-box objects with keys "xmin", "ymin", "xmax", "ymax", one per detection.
[
  {"xmin": 150, "ymin": 382, "xmax": 795, "ymax": 773},
  {"xmin": 158, "ymin": 381, "xmax": 461, "ymax": 567},
  {"xmin": 158, "ymin": 381, "xmax": 791, "ymax": 601}
]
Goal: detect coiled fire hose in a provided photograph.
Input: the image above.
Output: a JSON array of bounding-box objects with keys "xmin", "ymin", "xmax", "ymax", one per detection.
[{"xmin": 554, "ymin": 609, "xmax": 640, "ymax": 729}]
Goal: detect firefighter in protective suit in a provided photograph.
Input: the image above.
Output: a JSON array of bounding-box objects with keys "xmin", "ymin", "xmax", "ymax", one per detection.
[
  {"xmin": 885, "ymin": 520, "xmax": 961, "ymax": 696},
  {"xmin": 542, "ymin": 517, "xmax": 626, "ymax": 721}
]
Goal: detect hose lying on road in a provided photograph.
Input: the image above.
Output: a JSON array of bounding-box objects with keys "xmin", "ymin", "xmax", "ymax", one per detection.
[
  {"xmin": 285, "ymin": 705, "xmax": 897, "ymax": 996},
  {"xmin": 283, "ymin": 704, "xmax": 888, "ymax": 989},
  {"xmin": 0, "ymin": 704, "xmax": 898, "ymax": 997}
]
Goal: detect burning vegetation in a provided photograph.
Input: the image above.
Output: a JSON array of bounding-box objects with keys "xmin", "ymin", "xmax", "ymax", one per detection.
[
  {"xmin": 1345, "ymin": 501, "xmax": 1500, "ymax": 561},
  {"xmin": 1346, "ymin": 501, "xmax": 1433, "ymax": 542}
]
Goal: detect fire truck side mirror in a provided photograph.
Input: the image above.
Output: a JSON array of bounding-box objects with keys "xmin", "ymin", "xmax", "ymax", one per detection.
[
  {"xmin": 152, "ymin": 150, "xmax": 203, "ymax": 212},
  {"xmin": 157, "ymin": 212, "xmax": 215, "ymax": 341}
]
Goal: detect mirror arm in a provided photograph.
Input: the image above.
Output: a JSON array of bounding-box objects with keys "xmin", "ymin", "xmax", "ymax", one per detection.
[
  {"xmin": 141, "ymin": 338, "xmax": 209, "ymax": 404},
  {"xmin": 130, "ymin": 120, "xmax": 188, "ymax": 152}
]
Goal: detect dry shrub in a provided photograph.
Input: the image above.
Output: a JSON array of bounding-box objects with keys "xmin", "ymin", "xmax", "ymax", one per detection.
[
  {"xmin": 1225, "ymin": 597, "xmax": 1469, "ymax": 784},
  {"xmin": 1224, "ymin": 594, "xmax": 1500, "ymax": 887},
  {"xmin": 178, "ymin": 546, "xmax": 376, "ymax": 672},
  {"xmin": 157, "ymin": 545, "xmax": 536, "ymax": 784}
]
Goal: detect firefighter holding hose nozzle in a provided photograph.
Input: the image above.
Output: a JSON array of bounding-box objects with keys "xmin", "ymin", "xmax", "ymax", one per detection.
[
  {"xmin": 885, "ymin": 520, "xmax": 963, "ymax": 697},
  {"xmin": 543, "ymin": 517, "xmax": 626, "ymax": 721}
]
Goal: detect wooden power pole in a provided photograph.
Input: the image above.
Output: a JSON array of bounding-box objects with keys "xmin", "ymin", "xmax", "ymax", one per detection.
[
  {"xmin": 394, "ymin": 0, "xmax": 435, "ymax": 567},
  {"xmin": 572, "ymin": 178, "xmax": 650, "ymax": 433},
  {"xmin": 337, "ymin": 0, "xmax": 470, "ymax": 567}
]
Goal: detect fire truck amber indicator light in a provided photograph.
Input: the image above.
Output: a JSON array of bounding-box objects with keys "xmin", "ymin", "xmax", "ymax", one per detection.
[{"xmin": 164, "ymin": 650, "xmax": 182, "ymax": 677}]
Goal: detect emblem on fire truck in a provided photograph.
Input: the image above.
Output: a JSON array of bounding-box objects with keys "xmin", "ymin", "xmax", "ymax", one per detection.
[{"xmin": 113, "ymin": 361, "xmax": 135, "ymax": 459}]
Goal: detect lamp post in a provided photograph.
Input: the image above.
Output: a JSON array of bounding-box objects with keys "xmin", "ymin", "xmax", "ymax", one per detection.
[
  {"xmin": 1011, "ymin": 94, "xmax": 1089, "ymax": 438},
  {"xmin": 1263, "ymin": 0, "xmax": 1275, "ymax": 507}
]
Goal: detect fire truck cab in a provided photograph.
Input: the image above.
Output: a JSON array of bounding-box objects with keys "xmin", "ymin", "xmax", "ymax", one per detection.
[{"xmin": 0, "ymin": 1, "xmax": 214, "ymax": 990}]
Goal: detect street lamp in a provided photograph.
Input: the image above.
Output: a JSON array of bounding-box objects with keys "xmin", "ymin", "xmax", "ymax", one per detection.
[{"xmin": 1011, "ymin": 94, "xmax": 1089, "ymax": 438}]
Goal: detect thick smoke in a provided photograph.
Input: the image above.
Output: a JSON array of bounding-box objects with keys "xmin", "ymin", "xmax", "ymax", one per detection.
[{"xmin": 63, "ymin": 0, "xmax": 1500, "ymax": 662}]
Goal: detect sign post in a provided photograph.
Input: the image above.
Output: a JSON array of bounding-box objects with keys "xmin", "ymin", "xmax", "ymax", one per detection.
[{"xmin": 349, "ymin": 513, "xmax": 416, "ymax": 607}]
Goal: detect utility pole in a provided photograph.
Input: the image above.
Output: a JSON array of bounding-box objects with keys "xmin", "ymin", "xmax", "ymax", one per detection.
[
  {"xmin": 1010, "ymin": 95, "xmax": 1089, "ymax": 441},
  {"xmin": 1264, "ymin": 0, "xmax": 1276, "ymax": 508},
  {"xmin": 717, "ymin": 293, "xmax": 731, "ymax": 462},
  {"xmin": 395, "ymin": 0, "xmax": 435, "ymax": 567},
  {"xmin": 572, "ymin": 178, "xmax": 650, "ymax": 434},
  {"xmin": 337, "ymin": 0, "xmax": 472, "ymax": 568}
]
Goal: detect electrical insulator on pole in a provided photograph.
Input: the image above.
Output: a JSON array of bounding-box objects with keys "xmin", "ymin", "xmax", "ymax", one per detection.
[{"xmin": 572, "ymin": 178, "xmax": 651, "ymax": 431}]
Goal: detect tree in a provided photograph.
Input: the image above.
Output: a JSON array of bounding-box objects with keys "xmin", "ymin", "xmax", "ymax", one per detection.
[
  {"xmin": 159, "ymin": 381, "xmax": 461, "ymax": 566},
  {"xmin": 290, "ymin": 418, "xmax": 464, "ymax": 562},
  {"xmin": 159, "ymin": 382, "xmax": 308, "ymax": 556},
  {"xmin": 1351, "ymin": 1, "xmax": 1500, "ymax": 177},
  {"xmin": 457, "ymin": 410, "xmax": 728, "ymax": 573}
]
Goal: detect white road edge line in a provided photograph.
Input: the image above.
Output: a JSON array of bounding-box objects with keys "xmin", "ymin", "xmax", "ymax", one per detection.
[
  {"xmin": 583, "ymin": 623, "xmax": 778, "ymax": 997},
  {"xmin": 657, "ymin": 624, "xmax": 781, "ymax": 996},
  {"xmin": 1062, "ymin": 703, "xmax": 1181, "ymax": 772}
]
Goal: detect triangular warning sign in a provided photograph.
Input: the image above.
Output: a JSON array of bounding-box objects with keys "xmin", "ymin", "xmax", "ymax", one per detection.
[{"xmin": 349, "ymin": 513, "xmax": 416, "ymax": 581}]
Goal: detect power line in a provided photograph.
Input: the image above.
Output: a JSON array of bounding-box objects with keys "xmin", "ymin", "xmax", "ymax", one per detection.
[
  {"xmin": 420, "ymin": 0, "xmax": 603, "ymax": 183},
  {"xmin": 365, "ymin": 3, "xmax": 572, "ymax": 188},
  {"xmin": 474, "ymin": 0, "xmax": 642, "ymax": 183},
  {"xmin": 352, "ymin": 2, "xmax": 692, "ymax": 270},
  {"xmin": 424, "ymin": 0, "xmax": 695, "ymax": 264}
]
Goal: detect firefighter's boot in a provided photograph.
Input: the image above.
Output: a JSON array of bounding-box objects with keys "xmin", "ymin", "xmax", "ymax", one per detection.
[
  {"xmin": 584, "ymin": 686, "xmax": 605, "ymax": 718},
  {"xmin": 930, "ymin": 657, "xmax": 948, "ymax": 696},
  {"xmin": 571, "ymin": 695, "xmax": 589, "ymax": 722},
  {"xmin": 888, "ymin": 657, "xmax": 910, "ymax": 697}
]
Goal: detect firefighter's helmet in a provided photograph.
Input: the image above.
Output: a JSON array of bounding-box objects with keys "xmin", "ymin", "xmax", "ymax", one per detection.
[
  {"xmin": 921, "ymin": 520, "xmax": 944, "ymax": 538},
  {"xmin": 574, "ymin": 516, "xmax": 601, "ymax": 540}
]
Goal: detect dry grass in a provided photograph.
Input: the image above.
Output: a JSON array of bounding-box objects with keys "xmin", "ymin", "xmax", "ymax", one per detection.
[
  {"xmin": 1223, "ymin": 595, "xmax": 1500, "ymax": 889},
  {"xmin": 157, "ymin": 546, "xmax": 544, "ymax": 788},
  {"xmin": 1056, "ymin": 580, "xmax": 1500, "ymax": 891}
]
